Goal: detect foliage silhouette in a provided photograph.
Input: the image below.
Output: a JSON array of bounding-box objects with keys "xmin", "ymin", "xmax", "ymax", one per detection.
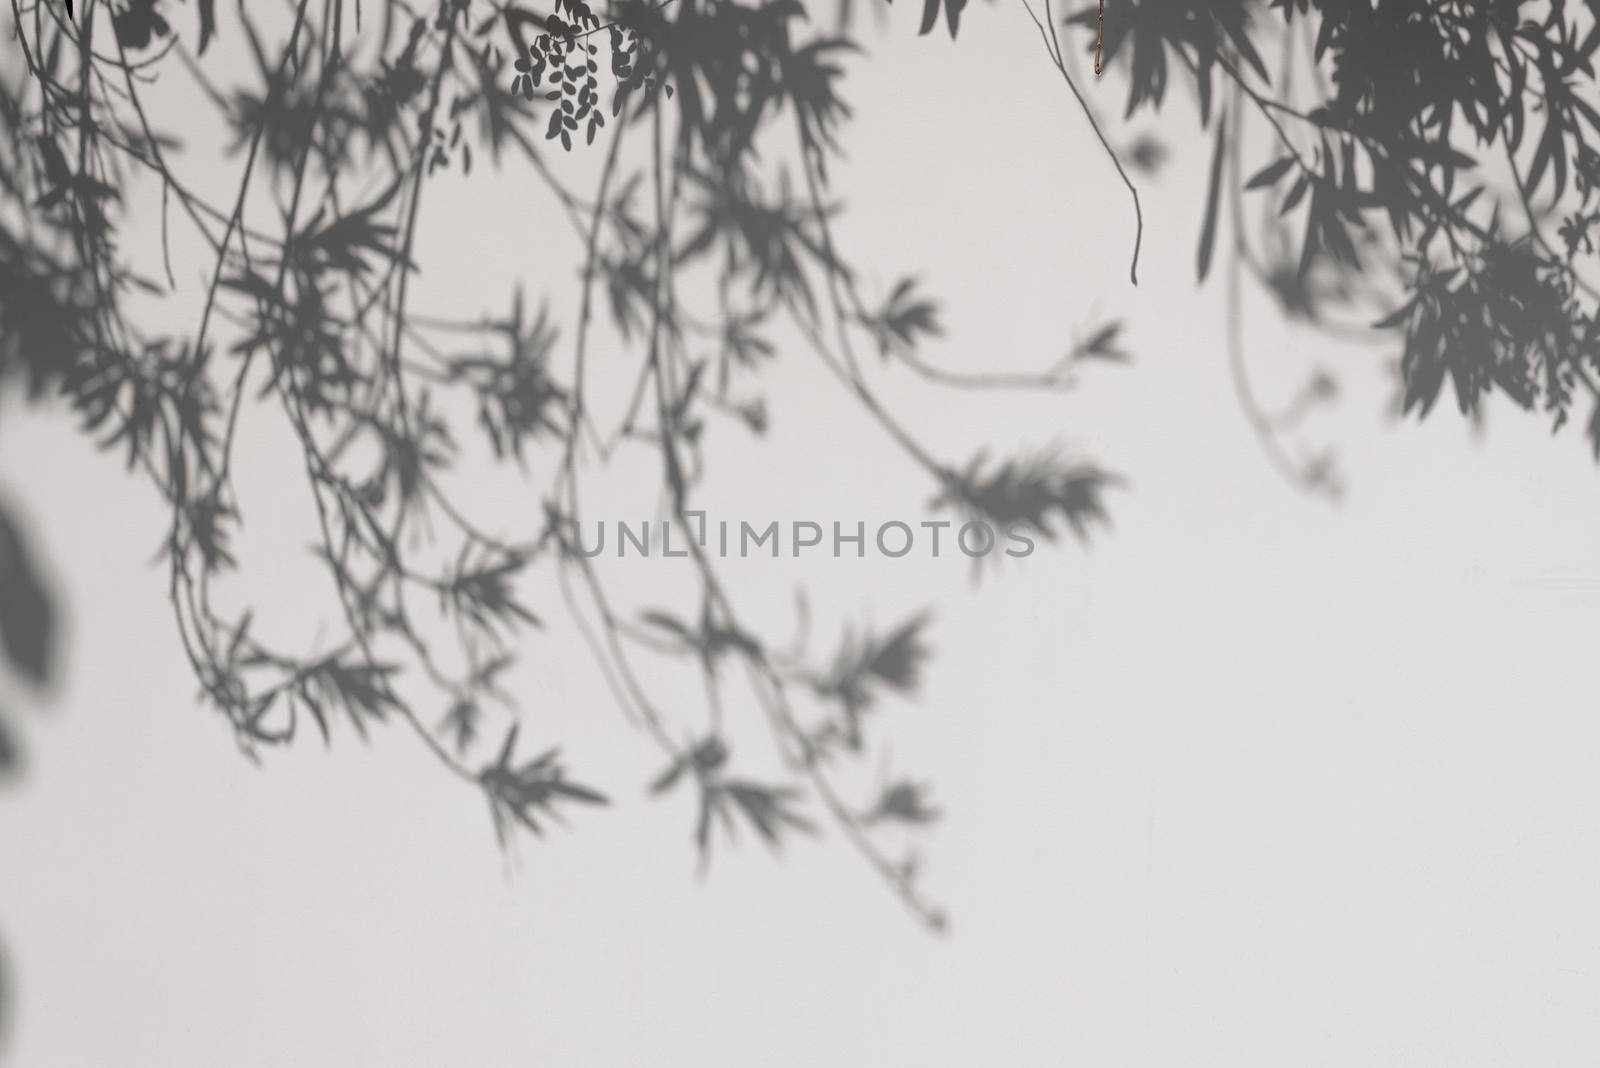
[
  {"xmin": 2, "ymin": 0, "xmax": 1599, "ymax": 945},
  {"xmin": 1074, "ymin": 0, "xmax": 1600, "ymax": 496}
]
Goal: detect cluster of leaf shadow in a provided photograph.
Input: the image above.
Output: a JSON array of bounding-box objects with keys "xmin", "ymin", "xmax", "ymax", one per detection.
[
  {"xmin": 0, "ymin": 0, "xmax": 1121, "ymax": 938},
  {"xmin": 3, "ymin": 0, "xmax": 1600, "ymax": 951},
  {"xmin": 1097, "ymin": 0, "xmax": 1600, "ymax": 490}
]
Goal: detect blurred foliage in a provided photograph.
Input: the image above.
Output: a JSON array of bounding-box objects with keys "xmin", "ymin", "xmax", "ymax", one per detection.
[
  {"xmin": 1078, "ymin": 0, "xmax": 1600, "ymax": 492},
  {"xmin": 0, "ymin": 494, "xmax": 56, "ymax": 783}
]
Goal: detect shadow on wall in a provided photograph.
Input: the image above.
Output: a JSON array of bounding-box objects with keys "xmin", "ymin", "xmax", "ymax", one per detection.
[
  {"xmin": 0, "ymin": 490, "xmax": 62, "ymax": 1054},
  {"xmin": 0, "ymin": 491, "xmax": 59, "ymax": 768}
]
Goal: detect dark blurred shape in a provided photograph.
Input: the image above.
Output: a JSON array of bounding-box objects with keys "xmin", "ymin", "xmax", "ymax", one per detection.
[
  {"xmin": 0, "ymin": 708, "xmax": 15, "ymax": 777},
  {"xmin": 0, "ymin": 498, "xmax": 48, "ymax": 1068},
  {"xmin": 1124, "ymin": 134, "xmax": 1167, "ymax": 177},
  {"xmin": 0, "ymin": 499, "xmax": 57, "ymax": 690}
]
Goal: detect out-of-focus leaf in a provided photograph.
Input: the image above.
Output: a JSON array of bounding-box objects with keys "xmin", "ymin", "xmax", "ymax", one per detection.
[
  {"xmin": 197, "ymin": 0, "xmax": 217, "ymax": 54},
  {"xmin": 1197, "ymin": 116, "xmax": 1227, "ymax": 282},
  {"xmin": 480, "ymin": 725, "xmax": 609, "ymax": 844},
  {"xmin": 1245, "ymin": 156, "xmax": 1294, "ymax": 190},
  {"xmin": 0, "ymin": 710, "xmax": 18, "ymax": 777},
  {"xmin": 1070, "ymin": 321, "xmax": 1130, "ymax": 363},
  {"xmin": 935, "ymin": 448, "xmax": 1120, "ymax": 545},
  {"xmin": 0, "ymin": 501, "xmax": 56, "ymax": 687},
  {"xmin": 865, "ymin": 780, "xmax": 940, "ymax": 826}
]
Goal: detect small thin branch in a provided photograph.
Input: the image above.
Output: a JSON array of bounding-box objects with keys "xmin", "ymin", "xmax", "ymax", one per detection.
[{"xmin": 1023, "ymin": 0, "xmax": 1142, "ymax": 285}]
